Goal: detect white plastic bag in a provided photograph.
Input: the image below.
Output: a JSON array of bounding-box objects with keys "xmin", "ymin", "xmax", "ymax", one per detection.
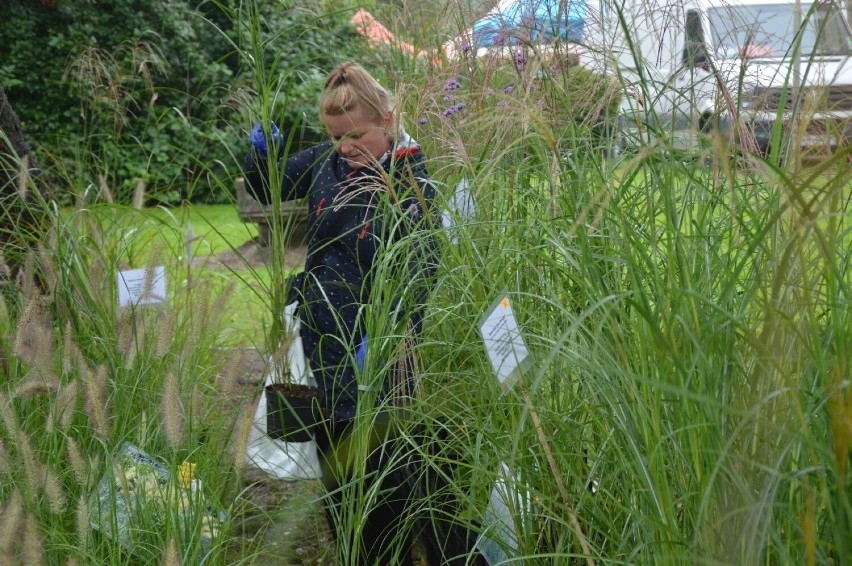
[{"xmin": 245, "ymin": 302, "xmax": 322, "ymax": 480}]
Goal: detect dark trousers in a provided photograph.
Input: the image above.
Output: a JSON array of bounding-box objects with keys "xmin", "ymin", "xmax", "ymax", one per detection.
[
  {"xmin": 314, "ymin": 415, "xmax": 416, "ymax": 566},
  {"xmin": 314, "ymin": 418, "xmax": 488, "ymax": 566}
]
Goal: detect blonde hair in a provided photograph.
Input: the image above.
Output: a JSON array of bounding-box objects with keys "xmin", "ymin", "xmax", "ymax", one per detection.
[{"xmin": 320, "ymin": 62, "xmax": 393, "ymax": 124}]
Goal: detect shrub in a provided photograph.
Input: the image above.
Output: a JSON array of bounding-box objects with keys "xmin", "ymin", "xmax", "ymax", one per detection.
[{"xmin": 0, "ymin": 0, "xmax": 367, "ymax": 206}]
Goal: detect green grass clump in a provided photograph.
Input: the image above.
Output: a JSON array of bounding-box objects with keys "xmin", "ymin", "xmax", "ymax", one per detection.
[{"xmin": 1, "ymin": 0, "xmax": 850, "ymax": 563}]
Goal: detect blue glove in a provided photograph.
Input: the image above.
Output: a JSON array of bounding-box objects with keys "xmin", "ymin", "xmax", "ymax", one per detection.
[
  {"xmin": 249, "ymin": 121, "xmax": 283, "ymax": 158},
  {"xmin": 356, "ymin": 335, "xmax": 368, "ymax": 373}
]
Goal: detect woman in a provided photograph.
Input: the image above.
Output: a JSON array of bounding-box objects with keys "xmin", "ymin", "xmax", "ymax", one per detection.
[{"xmin": 244, "ymin": 61, "xmax": 439, "ymax": 564}]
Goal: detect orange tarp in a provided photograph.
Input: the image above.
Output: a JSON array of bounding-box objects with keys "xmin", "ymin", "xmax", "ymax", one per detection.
[{"xmin": 350, "ymin": 8, "xmax": 434, "ymax": 60}]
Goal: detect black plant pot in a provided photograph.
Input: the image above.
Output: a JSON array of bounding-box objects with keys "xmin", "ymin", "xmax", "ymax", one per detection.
[{"xmin": 265, "ymin": 383, "xmax": 326, "ymax": 442}]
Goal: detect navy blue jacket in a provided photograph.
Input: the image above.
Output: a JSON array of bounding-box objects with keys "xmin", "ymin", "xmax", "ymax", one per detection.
[{"xmin": 243, "ymin": 139, "xmax": 439, "ymax": 421}]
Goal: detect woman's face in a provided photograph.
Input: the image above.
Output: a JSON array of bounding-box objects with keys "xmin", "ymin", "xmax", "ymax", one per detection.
[{"xmin": 322, "ymin": 105, "xmax": 392, "ymax": 170}]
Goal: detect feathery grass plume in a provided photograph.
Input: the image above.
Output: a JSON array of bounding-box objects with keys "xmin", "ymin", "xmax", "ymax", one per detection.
[
  {"xmin": 132, "ymin": 178, "xmax": 146, "ymax": 210},
  {"xmin": 17, "ymin": 252, "xmax": 38, "ymax": 307},
  {"xmin": 116, "ymin": 307, "xmax": 137, "ymax": 365},
  {"xmin": 141, "ymin": 243, "xmax": 165, "ymax": 308},
  {"xmin": 61, "ymin": 321, "xmax": 76, "ymax": 376},
  {"xmin": 205, "ymin": 280, "xmax": 236, "ymax": 331},
  {"xmin": 161, "ymin": 371, "xmax": 184, "ymax": 449},
  {"xmin": 189, "ymin": 382, "xmax": 204, "ymax": 427},
  {"xmin": 0, "ymin": 437, "xmax": 9, "ymax": 475},
  {"xmin": 24, "ymin": 512, "xmax": 44, "ymax": 565},
  {"xmin": 230, "ymin": 401, "xmax": 254, "ymax": 474},
  {"xmin": 0, "ymin": 490, "xmax": 24, "ymax": 556},
  {"xmin": 155, "ymin": 307, "xmax": 176, "ymax": 358},
  {"xmin": 44, "ymin": 466, "xmax": 67, "ymax": 513},
  {"xmin": 85, "ymin": 364, "xmax": 110, "ymax": 439},
  {"xmin": 18, "ymin": 432, "xmax": 45, "ymax": 496},
  {"xmin": 13, "ymin": 293, "xmax": 39, "ymax": 358},
  {"xmin": 215, "ymin": 349, "xmax": 241, "ymax": 400},
  {"xmin": 36, "ymin": 241, "xmax": 58, "ymax": 291},
  {"xmin": 0, "ymin": 391, "xmax": 19, "ymax": 435},
  {"xmin": 76, "ymin": 494, "xmax": 89, "ymax": 551},
  {"xmin": 161, "ymin": 537, "xmax": 181, "ymax": 566},
  {"xmin": 21, "ymin": 327, "xmax": 59, "ymax": 388},
  {"xmin": 184, "ymin": 283, "xmax": 211, "ymax": 356},
  {"xmin": 66, "ymin": 436, "xmax": 88, "ymax": 485},
  {"xmin": 56, "ymin": 380, "xmax": 79, "ymax": 430},
  {"xmin": 15, "ymin": 373, "xmax": 61, "ymax": 399}
]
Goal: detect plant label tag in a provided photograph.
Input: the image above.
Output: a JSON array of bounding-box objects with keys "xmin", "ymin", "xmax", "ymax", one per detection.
[
  {"xmin": 479, "ymin": 293, "xmax": 530, "ymax": 391},
  {"xmin": 475, "ymin": 462, "xmax": 533, "ymax": 564},
  {"xmin": 117, "ymin": 266, "xmax": 167, "ymax": 308}
]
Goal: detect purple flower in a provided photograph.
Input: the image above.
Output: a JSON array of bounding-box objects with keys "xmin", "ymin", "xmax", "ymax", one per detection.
[
  {"xmin": 418, "ymin": 117, "xmax": 428, "ymax": 124},
  {"xmin": 461, "ymin": 43, "xmax": 471, "ymax": 54},
  {"xmin": 502, "ymin": 86, "xmax": 514, "ymax": 95},
  {"xmin": 513, "ymin": 51, "xmax": 526, "ymax": 71},
  {"xmin": 441, "ymin": 103, "xmax": 465, "ymax": 117},
  {"xmin": 443, "ymin": 78, "xmax": 462, "ymax": 92}
]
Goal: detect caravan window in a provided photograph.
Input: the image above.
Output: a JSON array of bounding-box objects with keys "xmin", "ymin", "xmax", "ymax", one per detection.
[{"xmin": 708, "ymin": 2, "xmax": 852, "ymax": 58}]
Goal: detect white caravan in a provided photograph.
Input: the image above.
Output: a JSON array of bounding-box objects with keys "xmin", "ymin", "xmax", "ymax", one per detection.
[{"xmin": 582, "ymin": 0, "xmax": 852, "ymax": 153}]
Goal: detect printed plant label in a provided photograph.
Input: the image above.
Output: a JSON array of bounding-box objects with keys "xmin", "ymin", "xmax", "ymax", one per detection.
[
  {"xmin": 117, "ymin": 266, "xmax": 167, "ymax": 308},
  {"xmin": 479, "ymin": 293, "xmax": 530, "ymax": 391}
]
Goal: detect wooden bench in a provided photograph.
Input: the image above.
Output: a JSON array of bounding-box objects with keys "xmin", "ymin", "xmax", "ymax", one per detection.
[{"xmin": 235, "ymin": 177, "xmax": 307, "ymax": 246}]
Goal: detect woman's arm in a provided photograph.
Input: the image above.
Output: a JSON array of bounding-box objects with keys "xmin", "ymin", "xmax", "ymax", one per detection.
[{"xmin": 242, "ymin": 143, "xmax": 320, "ymax": 205}]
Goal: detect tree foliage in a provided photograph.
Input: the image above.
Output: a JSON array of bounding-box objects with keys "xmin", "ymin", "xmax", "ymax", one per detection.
[{"xmin": 0, "ymin": 0, "xmax": 367, "ymax": 205}]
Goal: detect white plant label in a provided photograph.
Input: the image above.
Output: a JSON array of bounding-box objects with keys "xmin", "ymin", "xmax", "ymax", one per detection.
[
  {"xmin": 117, "ymin": 266, "xmax": 167, "ymax": 308},
  {"xmin": 479, "ymin": 293, "xmax": 529, "ymax": 391}
]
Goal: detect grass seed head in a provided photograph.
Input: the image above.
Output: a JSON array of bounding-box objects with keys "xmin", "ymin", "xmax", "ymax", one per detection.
[
  {"xmin": 44, "ymin": 466, "xmax": 67, "ymax": 513},
  {"xmin": 24, "ymin": 512, "xmax": 44, "ymax": 565},
  {"xmin": 155, "ymin": 307, "xmax": 176, "ymax": 358},
  {"xmin": 85, "ymin": 365, "xmax": 110, "ymax": 439},
  {"xmin": 0, "ymin": 490, "xmax": 24, "ymax": 555},
  {"xmin": 161, "ymin": 371, "xmax": 184, "ymax": 449},
  {"xmin": 76, "ymin": 494, "xmax": 89, "ymax": 550},
  {"xmin": 230, "ymin": 401, "xmax": 254, "ymax": 474},
  {"xmin": 162, "ymin": 537, "xmax": 181, "ymax": 566},
  {"xmin": 66, "ymin": 437, "xmax": 88, "ymax": 485},
  {"xmin": 56, "ymin": 380, "xmax": 80, "ymax": 430},
  {"xmin": 0, "ymin": 438, "xmax": 9, "ymax": 475},
  {"xmin": 0, "ymin": 391, "xmax": 19, "ymax": 437}
]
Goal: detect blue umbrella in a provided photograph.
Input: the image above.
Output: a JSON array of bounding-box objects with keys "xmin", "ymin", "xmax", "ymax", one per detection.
[{"xmin": 470, "ymin": 0, "xmax": 586, "ymax": 47}]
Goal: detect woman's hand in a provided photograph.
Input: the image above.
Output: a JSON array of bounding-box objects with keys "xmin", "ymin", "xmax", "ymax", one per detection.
[{"xmin": 249, "ymin": 121, "xmax": 283, "ymax": 158}]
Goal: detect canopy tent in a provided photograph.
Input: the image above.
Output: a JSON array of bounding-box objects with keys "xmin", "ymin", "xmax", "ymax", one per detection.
[{"xmin": 451, "ymin": 0, "xmax": 586, "ymax": 53}]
